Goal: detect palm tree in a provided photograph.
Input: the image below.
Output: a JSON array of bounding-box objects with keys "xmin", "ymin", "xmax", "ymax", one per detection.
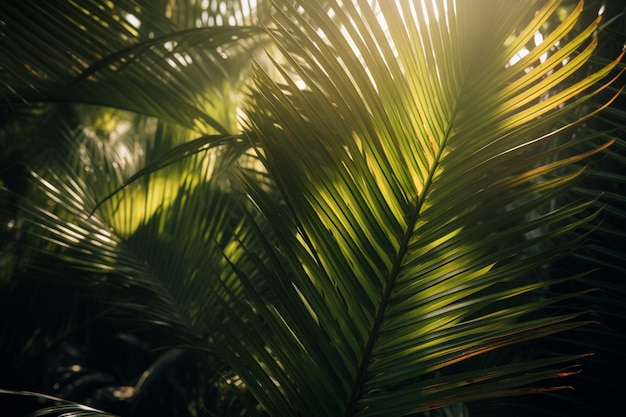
[{"xmin": 1, "ymin": 0, "xmax": 624, "ymax": 416}]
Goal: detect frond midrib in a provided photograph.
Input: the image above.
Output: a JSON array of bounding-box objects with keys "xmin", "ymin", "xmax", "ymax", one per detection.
[{"xmin": 343, "ymin": 102, "xmax": 462, "ymax": 417}]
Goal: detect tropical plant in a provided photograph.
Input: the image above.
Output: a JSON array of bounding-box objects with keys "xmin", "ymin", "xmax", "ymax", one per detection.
[{"xmin": 1, "ymin": 0, "xmax": 624, "ymax": 416}]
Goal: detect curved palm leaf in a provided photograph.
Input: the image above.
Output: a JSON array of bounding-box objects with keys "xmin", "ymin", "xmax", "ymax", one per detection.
[
  {"xmin": 15, "ymin": 112, "xmax": 258, "ymax": 342},
  {"xmin": 198, "ymin": 1, "xmax": 623, "ymax": 416},
  {"xmin": 0, "ymin": 389, "xmax": 120, "ymax": 417},
  {"xmin": 0, "ymin": 0, "xmax": 270, "ymax": 133}
]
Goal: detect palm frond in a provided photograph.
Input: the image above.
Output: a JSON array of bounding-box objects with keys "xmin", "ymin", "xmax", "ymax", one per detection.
[
  {"xmin": 0, "ymin": 1, "xmax": 270, "ymax": 133},
  {"xmin": 7, "ymin": 106, "xmax": 261, "ymax": 350},
  {"xmin": 196, "ymin": 1, "xmax": 624, "ymax": 416},
  {"xmin": 0, "ymin": 389, "xmax": 120, "ymax": 417}
]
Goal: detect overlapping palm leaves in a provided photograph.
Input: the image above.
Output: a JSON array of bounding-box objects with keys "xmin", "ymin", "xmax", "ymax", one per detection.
[
  {"xmin": 1, "ymin": 0, "xmax": 624, "ymax": 416},
  {"xmin": 0, "ymin": 0, "xmax": 270, "ymax": 133}
]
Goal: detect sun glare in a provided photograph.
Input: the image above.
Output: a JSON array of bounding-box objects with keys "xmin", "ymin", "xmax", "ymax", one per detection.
[{"xmin": 124, "ymin": 13, "xmax": 141, "ymax": 29}]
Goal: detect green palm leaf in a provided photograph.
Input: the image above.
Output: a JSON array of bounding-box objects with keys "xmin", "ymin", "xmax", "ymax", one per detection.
[
  {"xmin": 0, "ymin": 1, "xmax": 270, "ymax": 133},
  {"xmin": 200, "ymin": 1, "xmax": 623, "ymax": 416},
  {"xmin": 17, "ymin": 113, "xmax": 257, "ymax": 343}
]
